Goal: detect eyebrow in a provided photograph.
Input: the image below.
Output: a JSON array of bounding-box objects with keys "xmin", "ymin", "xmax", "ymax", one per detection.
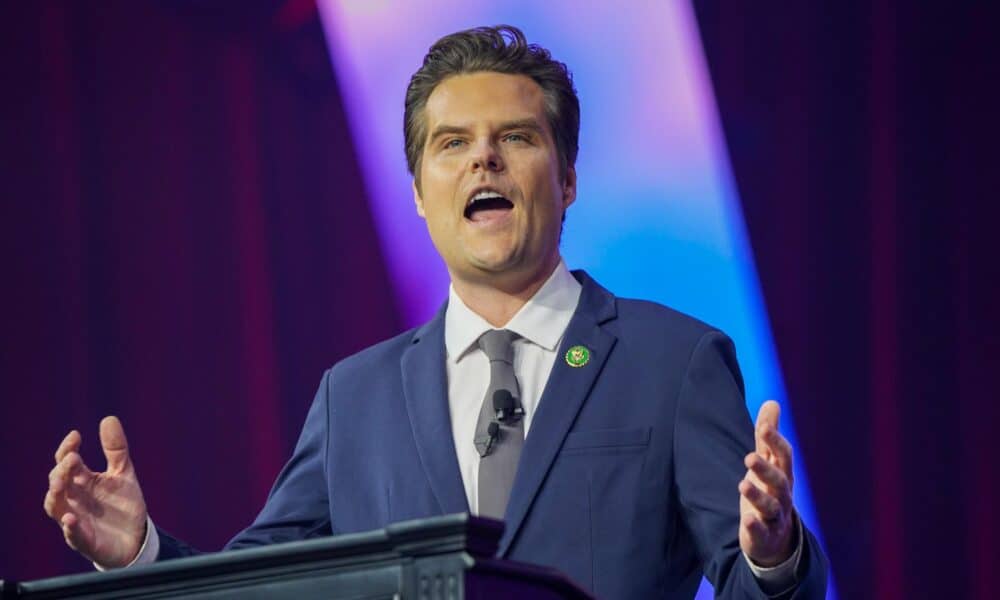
[
  {"xmin": 427, "ymin": 125, "xmax": 469, "ymax": 145},
  {"xmin": 427, "ymin": 119, "xmax": 546, "ymax": 145}
]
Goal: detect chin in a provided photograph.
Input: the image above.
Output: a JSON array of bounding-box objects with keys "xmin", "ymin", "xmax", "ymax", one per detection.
[
  {"xmin": 470, "ymin": 259, "xmax": 519, "ymax": 276},
  {"xmin": 465, "ymin": 247, "xmax": 520, "ymax": 272}
]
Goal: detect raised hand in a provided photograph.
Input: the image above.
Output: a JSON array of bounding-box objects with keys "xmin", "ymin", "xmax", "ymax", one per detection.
[
  {"xmin": 738, "ymin": 400, "xmax": 797, "ymax": 567},
  {"xmin": 43, "ymin": 416, "xmax": 149, "ymax": 568}
]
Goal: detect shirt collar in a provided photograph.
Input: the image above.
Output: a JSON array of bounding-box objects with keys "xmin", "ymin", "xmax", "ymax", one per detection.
[{"xmin": 445, "ymin": 260, "xmax": 583, "ymax": 363}]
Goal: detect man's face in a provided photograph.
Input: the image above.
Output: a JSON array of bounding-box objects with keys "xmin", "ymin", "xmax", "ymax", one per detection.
[{"xmin": 414, "ymin": 71, "xmax": 576, "ymax": 291}]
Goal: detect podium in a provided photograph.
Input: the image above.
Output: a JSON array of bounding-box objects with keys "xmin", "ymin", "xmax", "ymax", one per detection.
[{"xmin": 5, "ymin": 514, "xmax": 592, "ymax": 599}]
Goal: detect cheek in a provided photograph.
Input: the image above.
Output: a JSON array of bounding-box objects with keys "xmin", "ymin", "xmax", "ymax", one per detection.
[
  {"xmin": 532, "ymin": 176, "xmax": 568, "ymax": 220},
  {"xmin": 418, "ymin": 174, "xmax": 459, "ymax": 217},
  {"xmin": 424, "ymin": 153, "xmax": 464, "ymax": 179},
  {"xmin": 425, "ymin": 203, "xmax": 455, "ymax": 230}
]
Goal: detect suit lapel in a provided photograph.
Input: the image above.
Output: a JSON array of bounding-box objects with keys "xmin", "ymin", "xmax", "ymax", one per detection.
[
  {"xmin": 401, "ymin": 307, "xmax": 470, "ymax": 515},
  {"xmin": 498, "ymin": 272, "xmax": 618, "ymax": 556}
]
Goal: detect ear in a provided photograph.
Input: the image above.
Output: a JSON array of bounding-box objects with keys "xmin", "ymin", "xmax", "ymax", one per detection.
[
  {"xmin": 561, "ymin": 165, "xmax": 577, "ymax": 209},
  {"xmin": 412, "ymin": 179, "xmax": 426, "ymax": 218}
]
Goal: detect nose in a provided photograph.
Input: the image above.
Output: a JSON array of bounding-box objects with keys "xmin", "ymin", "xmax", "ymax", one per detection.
[{"xmin": 469, "ymin": 139, "xmax": 504, "ymax": 173}]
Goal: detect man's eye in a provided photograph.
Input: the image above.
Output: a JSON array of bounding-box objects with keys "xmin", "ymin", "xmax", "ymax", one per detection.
[
  {"xmin": 504, "ymin": 133, "xmax": 527, "ymax": 143},
  {"xmin": 444, "ymin": 139, "xmax": 465, "ymax": 149}
]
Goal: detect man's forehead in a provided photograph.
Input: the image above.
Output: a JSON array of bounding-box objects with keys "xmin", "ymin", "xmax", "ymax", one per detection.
[{"xmin": 423, "ymin": 72, "xmax": 546, "ymax": 125}]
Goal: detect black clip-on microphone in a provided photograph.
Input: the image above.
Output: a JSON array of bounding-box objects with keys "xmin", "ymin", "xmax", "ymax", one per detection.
[
  {"xmin": 484, "ymin": 422, "xmax": 500, "ymax": 456},
  {"xmin": 482, "ymin": 390, "xmax": 523, "ymax": 456},
  {"xmin": 492, "ymin": 389, "xmax": 524, "ymax": 424}
]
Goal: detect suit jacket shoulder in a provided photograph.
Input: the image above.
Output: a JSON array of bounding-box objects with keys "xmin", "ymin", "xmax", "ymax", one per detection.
[{"xmin": 611, "ymin": 295, "xmax": 746, "ymax": 395}]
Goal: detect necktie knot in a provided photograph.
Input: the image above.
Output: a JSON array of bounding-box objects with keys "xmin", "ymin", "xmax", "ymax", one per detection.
[{"xmin": 478, "ymin": 329, "xmax": 518, "ymax": 364}]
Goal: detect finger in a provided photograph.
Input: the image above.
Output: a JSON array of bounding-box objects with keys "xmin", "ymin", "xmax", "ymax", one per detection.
[
  {"xmin": 742, "ymin": 511, "xmax": 769, "ymax": 539},
  {"xmin": 49, "ymin": 452, "xmax": 93, "ymax": 496},
  {"xmin": 46, "ymin": 452, "xmax": 95, "ymax": 525},
  {"xmin": 760, "ymin": 426, "xmax": 795, "ymax": 486},
  {"xmin": 745, "ymin": 453, "xmax": 792, "ymax": 508},
  {"xmin": 44, "ymin": 489, "xmax": 66, "ymax": 519},
  {"xmin": 739, "ymin": 478, "xmax": 781, "ymax": 521},
  {"xmin": 755, "ymin": 401, "xmax": 781, "ymax": 457},
  {"xmin": 49, "ymin": 452, "xmax": 81, "ymax": 494},
  {"xmin": 55, "ymin": 430, "xmax": 82, "ymax": 464},
  {"xmin": 100, "ymin": 415, "xmax": 131, "ymax": 474},
  {"xmin": 60, "ymin": 512, "xmax": 82, "ymax": 551}
]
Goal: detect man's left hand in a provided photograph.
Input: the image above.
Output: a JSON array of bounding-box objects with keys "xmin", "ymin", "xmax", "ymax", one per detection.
[{"xmin": 738, "ymin": 400, "xmax": 797, "ymax": 567}]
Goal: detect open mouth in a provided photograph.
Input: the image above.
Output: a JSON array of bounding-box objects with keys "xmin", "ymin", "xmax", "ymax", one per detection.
[{"xmin": 464, "ymin": 190, "xmax": 514, "ymax": 222}]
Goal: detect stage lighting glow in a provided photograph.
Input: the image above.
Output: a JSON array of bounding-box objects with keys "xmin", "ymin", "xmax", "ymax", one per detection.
[{"xmin": 317, "ymin": 2, "xmax": 834, "ymax": 597}]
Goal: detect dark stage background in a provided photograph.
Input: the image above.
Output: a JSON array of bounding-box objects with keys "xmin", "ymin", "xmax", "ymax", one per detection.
[
  {"xmin": 2, "ymin": 2, "xmax": 997, "ymax": 598},
  {"xmin": 695, "ymin": 3, "xmax": 1000, "ymax": 598},
  {"xmin": 0, "ymin": 0, "xmax": 401, "ymax": 579}
]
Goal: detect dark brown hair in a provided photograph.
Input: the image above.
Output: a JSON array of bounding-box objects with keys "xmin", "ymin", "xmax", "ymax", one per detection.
[{"xmin": 403, "ymin": 25, "xmax": 580, "ymax": 184}]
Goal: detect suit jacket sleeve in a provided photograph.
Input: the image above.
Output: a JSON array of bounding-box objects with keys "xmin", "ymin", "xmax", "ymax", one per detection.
[
  {"xmin": 674, "ymin": 331, "xmax": 828, "ymax": 599},
  {"xmin": 157, "ymin": 369, "xmax": 334, "ymax": 559}
]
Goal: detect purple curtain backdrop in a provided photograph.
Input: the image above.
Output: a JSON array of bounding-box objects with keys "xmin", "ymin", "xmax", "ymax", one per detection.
[
  {"xmin": 695, "ymin": 3, "xmax": 999, "ymax": 599},
  {"xmin": 0, "ymin": 0, "xmax": 400, "ymax": 580}
]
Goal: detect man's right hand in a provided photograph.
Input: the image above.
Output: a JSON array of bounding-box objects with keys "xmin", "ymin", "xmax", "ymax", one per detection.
[{"xmin": 44, "ymin": 416, "xmax": 149, "ymax": 568}]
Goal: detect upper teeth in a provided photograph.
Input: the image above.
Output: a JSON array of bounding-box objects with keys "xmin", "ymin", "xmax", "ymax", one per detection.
[{"xmin": 470, "ymin": 190, "xmax": 504, "ymax": 204}]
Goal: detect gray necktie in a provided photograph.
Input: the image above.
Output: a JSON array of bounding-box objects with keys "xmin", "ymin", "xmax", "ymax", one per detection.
[{"xmin": 473, "ymin": 329, "xmax": 524, "ymax": 520}]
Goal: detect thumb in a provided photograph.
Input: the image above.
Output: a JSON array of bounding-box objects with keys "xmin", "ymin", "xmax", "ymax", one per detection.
[
  {"xmin": 99, "ymin": 415, "xmax": 132, "ymax": 474},
  {"xmin": 755, "ymin": 400, "xmax": 781, "ymax": 455}
]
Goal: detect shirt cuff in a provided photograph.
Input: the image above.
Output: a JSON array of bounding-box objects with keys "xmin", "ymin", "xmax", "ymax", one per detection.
[
  {"xmin": 743, "ymin": 514, "xmax": 804, "ymax": 597},
  {"xmin": 93, "ymin": 515, "xmax": 160, "ymax": 571}
]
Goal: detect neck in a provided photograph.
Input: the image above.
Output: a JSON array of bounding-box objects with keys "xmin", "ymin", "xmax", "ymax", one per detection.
[{"xmin": 451, "ymin": 260, "xmax": 560, "ymax": 327}]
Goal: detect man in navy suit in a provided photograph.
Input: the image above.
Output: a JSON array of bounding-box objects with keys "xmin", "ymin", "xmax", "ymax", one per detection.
[{"xmin": 45, "ymin": 26, "xmax": 827, "ymax": 599}]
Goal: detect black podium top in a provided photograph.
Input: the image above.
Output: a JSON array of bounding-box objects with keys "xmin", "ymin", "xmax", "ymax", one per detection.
[{"xmin": 6, "ymin": 513, "xmax": 592, "ymax": 600}]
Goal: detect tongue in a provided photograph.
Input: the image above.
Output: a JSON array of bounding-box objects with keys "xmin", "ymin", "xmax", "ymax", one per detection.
[
  {"xmin": 470, "ymin": 207, "xmax": 511, "ymax": 222},
  {"xmin": 467, "ymin": 197, "xmax": 513, "ymax": 222}
]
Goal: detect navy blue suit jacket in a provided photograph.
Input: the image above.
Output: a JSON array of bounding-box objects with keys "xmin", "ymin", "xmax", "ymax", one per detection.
[{"xmin": 160, "ymin": 271, "xmax": 827, "ymax": 599}]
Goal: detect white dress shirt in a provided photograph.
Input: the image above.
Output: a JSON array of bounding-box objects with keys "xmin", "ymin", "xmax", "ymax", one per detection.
[
  {"xmin": 114, "ymin": 260, "xmax": 801, "ymax": 594},
  {"xmin": 444, "ymin": 260, "xmax": 582, "ymax": 514}
]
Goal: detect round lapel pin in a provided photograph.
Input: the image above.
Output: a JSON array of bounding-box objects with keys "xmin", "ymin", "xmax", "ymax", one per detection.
[{"xmin": 565, "ymin": 345, "xmax": 591, "ymax": 368}]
